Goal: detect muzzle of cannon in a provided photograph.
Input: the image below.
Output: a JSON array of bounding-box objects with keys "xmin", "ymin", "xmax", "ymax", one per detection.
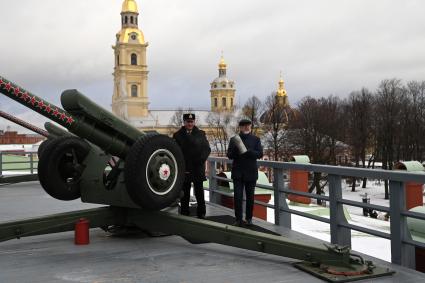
[{"xmin": 0, "ymin": 76, "xmax": 185, "ymax": 210}]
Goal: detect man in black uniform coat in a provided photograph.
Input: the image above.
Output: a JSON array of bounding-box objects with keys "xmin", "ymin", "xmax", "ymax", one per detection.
[
  {"xmin": 173, "ymin": 113, "xmax": 211, "ymax": 218},
  {"xmin": 227, "ymin": 119, "xmax": 263, "ymax": 226}
]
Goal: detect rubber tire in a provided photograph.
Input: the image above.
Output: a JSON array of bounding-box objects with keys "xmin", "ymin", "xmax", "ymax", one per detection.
[
  {"xmin": 37, "ymin": 138, "xmax": 53, "ymax": 159},
  {"xmin": 125, "ymin": 134, "xmax": 185, "ymax": 210},
  {"xmin": 37, "ymin": 136, "xmax": 90, "ymax": 200}
]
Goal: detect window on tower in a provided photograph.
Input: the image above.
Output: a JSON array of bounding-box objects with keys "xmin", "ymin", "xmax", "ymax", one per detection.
[
  {"xmin": 131, "ymin": 53, "xmax": 137, "ymax": 65},
  {"xmin": 125, "ymin": 16, "xmax": 128, "ymax": 24},
  {"xmin": 231, "ymin": 98, "xmax": 233, "ymax": 107},
  {"xmin": 117, "ymin": 55, "xmax": 120, "ymax": 66},
  {"xmin": 131, "ymin": 85, "xmax": 138, "ymax": 97},
  {"xmin": 130, "ymin": 16, "xmax": 134, "ymax": 24},
  {"xmin": 222, "ymin": 97, "xmax": 226, "ymax": 107},
  {"xmin": 135, "ymin": 17, "xmax": 138, "ymax": 25},
  {"xmin": 222, "ymin": 83, "xmax": 226, "ymax": 88},
  {"xmin": 214, "ymin": 98, "xmax": 218, "ymax": 108}
]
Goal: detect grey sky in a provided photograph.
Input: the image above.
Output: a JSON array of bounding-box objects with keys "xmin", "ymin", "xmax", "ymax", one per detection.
[{"xmin": 1, "ymin": 0, "xmax": 425, "ymax": 131}]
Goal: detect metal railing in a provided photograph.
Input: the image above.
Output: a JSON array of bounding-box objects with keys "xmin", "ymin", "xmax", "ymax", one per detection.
[
  {"xmin": 206, "ymin": 157, "xmax": 425, "ymax": 269},
  {"xmin": 0, "ymin": 151, "xmax": 38, "ymax": 176}
]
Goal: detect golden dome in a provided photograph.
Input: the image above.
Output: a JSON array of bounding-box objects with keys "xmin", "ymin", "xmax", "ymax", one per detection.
[
  {"xmin": 218, "ymin": 56, "xmax": 227, "ymax": 69},
  {"xmin": 122, "ymin": 0, "xmax": 138, "ymax": 13},
  {"xmin": 277, "ymin": 73, "xmax": 287, "ymax": 97}
]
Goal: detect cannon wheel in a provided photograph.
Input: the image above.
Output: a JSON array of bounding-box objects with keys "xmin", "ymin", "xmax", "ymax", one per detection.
[
  {"xmin": 37, "ymin": 138, "xmax": 53, "ymax": 159},
  {"xmin": 125, "ymin": 133, "xmax": 185, "ymax": 210},
  {"xmin": 37, "ymin": 136, "xmax": 90, "ymax": 200}
]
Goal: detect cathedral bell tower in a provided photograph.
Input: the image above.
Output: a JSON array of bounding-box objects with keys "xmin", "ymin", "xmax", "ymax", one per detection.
[
  {"xmin": 276, "ymin": 72, "xmax": 289, "ymax": 107},
  {"xmin": 210, "ymin": 55, "xmax": 236, "ymax": 112},
  {"xmin": 112, "ymin": 0, "xmax": 149, "ymax": 120}
]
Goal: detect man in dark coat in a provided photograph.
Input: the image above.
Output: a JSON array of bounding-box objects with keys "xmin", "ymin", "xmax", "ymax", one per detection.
[
  {"xmin": 173, "ymin": 113, "xmax": 211, "ymax": 218},
  {"xmin": 227, "ymin": 119, "xmax": 263, "ymax": 226}
]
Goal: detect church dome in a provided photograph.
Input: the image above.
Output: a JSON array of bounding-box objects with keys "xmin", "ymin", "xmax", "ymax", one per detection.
[
  {"xmin": 122, "ymin": 0, "xmax": 138, "ymax": 13},
  {"xmin": 218, "ymin": 57, "xmax": 227, "ymax": 69}
]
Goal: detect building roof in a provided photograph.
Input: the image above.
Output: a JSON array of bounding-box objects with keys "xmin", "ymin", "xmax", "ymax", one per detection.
[
  {"xmin": 121, "ymin": 0, "xmax": 138, "ymax": 13},
  {"xmin": 128, "ymin": 110, "xmax": 212, "ymax": 128}
]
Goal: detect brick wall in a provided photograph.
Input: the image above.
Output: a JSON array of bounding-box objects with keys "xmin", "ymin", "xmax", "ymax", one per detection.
[{"xmin": 0, "ymin": 131, "xmax": 45, "ymax": 144}]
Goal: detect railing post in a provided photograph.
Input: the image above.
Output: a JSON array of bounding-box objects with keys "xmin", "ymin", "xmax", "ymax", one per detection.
[
  {"xmin": 329, "ymin": 174, "xmax": 351, "ymax": 247},
  {"xmin": 208, "ymin": 159, "xmax": 220, "ymax": 205},
  {"xmin": 273, "ymin": 167, "xmax": 291, "ymax": 228},
  {"xmin": 389, "ymin": 180, "xmax": 415, "ymax": 268},
  {"xmin": 0, "ymin": 151, "xmax": 3, "ymax": 176},
  {"xmin": 29, "ymin": 153, "xmax": 34, "ymax": 174}
]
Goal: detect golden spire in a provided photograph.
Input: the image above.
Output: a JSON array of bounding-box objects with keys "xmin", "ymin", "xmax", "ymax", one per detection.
[
  {"xmin": 277, "ymin": 71, "xmax": 287, "ymax": 97},
  {"xmin": 218, "ymin": 51, "xmax": 227, "ymax": 70},
  {"xmin": 122, "ymin": 0, "xmax": 138, "ymax": 13}
]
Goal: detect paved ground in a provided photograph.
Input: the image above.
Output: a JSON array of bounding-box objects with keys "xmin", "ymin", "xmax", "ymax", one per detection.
[{"xmin": 1, "ymin": 181, "xmax": 424, "ymax": 283}]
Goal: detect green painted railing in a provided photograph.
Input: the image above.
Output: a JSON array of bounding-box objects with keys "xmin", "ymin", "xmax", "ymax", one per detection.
[{"xmin": 0, "ymin": 151, "xmax": 38, "ymax": 176}]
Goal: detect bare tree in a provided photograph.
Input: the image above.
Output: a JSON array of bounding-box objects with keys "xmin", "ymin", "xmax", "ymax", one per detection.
[
  {"xmin": 242, "ymin": 95, "xmax": 263, "ymax": 134},
  {"xmin": 261, "ymin": 93, "xmax": 291, "ymax": 161},
  {"xmin": 206, "ymin": 111, "xmax": 236, "ymax": 157},
  {"xmin": 374, "ymin": 78, "xmax": 404, "ymax": 199},
  {"xmin": 343, "ymin": 88, "xmax": 373, "ymax": 190},
  {"xmin": 291, "ymin": 96, "xmax": 344, "ymax": 202}
]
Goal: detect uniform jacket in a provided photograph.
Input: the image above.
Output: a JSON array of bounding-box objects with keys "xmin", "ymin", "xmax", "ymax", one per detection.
[
  {"xmin": 227, "ymin": 133, "xmax": 263, "ymax": 182},
  {"xmin": 173, "ymin": 126, "xmax": 211, "ymax": 182}
]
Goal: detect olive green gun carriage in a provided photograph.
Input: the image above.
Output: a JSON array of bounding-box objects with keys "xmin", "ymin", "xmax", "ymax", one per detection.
[
  {"xmin": 0, "ymin": 76, "xmax": 396, "ymax": 282},
  {"xmin": 0, "ymin": 76, "xmax": 185, "ymax": 210}
]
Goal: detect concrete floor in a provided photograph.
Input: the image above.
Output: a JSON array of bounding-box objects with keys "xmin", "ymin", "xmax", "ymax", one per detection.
[{"xmin": 0, "ymin": 181, "xmax": 424, "ymax": 283}]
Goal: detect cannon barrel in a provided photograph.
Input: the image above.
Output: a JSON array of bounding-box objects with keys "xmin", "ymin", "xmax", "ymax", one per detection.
[
  {"xmin": 0, "ymin": 76, "xmax": 144, "ymax": 158},
  {"xmin": 0, "ymin": 109, "xmax": 49, "ymax": 137}
]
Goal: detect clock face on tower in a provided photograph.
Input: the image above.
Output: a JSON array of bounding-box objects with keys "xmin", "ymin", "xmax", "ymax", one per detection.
[{"xmin": 131, "ymin": 34, "xmax": 137, "ymax": 40}]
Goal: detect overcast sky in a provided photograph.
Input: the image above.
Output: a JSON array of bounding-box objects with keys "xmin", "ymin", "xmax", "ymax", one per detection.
[{"xmin": 1, "ymin": 0, "xmax": 425, "ymax": 132}]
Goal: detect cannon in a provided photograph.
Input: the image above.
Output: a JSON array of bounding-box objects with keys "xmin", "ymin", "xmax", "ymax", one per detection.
[{"xmin": 0, "ymin": 76, "xmax": 185, "ymax": 210}]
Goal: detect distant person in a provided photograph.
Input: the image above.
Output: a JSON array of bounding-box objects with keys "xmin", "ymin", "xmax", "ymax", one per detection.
[
  {"xmin": 227, "ymin": 119, "xmax": 263, "ymax": 226},
  {"xmin": 173, "ymin": 113, "xmax": 211, "ymax": 219}
]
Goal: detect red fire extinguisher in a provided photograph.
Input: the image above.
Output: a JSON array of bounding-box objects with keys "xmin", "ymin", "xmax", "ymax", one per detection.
[{"xmin": 74, "ymin": 218, "xmax": 90, "ymax": 245}]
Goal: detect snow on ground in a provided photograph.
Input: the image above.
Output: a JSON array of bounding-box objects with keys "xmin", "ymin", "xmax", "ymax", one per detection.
[{"xmin": 206, "ymin": 179, "xmax": 425, "ymax": 263}]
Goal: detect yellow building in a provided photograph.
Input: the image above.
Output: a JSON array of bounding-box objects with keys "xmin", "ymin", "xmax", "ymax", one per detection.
[
  {"xmin": 210, "ymin": 56, "xmax": 236, "ymax": 112},
  {"xmin": 112, "ymin": 0, "xmax": 149, "ymax": 120},
  {"xmin": 110, "ymin": 1, "xmax": 237, "ymax": 136}
]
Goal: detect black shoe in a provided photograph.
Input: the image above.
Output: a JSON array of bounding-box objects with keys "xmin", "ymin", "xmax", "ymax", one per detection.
[
  {"xmin": 198, "ymin": 214, "xmax": 205, "ymax": 219},
  {"xmin": 245, "ymin": 219, "xmax": 253, "ymax": 226},
  {"xmin": 232, "ymin": 220, "xmax": 243, "ymax": 227}
]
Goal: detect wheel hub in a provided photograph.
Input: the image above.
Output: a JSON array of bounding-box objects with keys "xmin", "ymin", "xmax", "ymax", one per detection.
[
  {"xmin": 146, "ymin": 149, "xmax": 178, "ymax": 195},
  {"xmin": 158, "ymin": 163, "xmax": 171, "ymax": 181}
]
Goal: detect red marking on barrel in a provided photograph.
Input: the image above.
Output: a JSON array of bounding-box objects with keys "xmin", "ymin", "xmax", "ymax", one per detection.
[
  {"xmin": 21, "ymin": 92, "xmax": 30, "ymax": 101},
  {"xmin": 0, "ymin": 78, "xmax": 5, "ymax": 86},
  {"xmin": 59, "ymin": 112, "xmax": 66, "ymax": 120},
  {"xmin": 37, "ymin": 100, "xmax": 45, "ymax": 109},
  {"xmin": 30, "ymin": 96, "xmax": 37, "ymax": 106},
  {"xmin": 45, "ymin": 104, "xmax": 52, "ymax": 113},
  {"xmin": 4, "ymin": 82, "xmax": 12, "ymax": 92},
  {"xmin": 66, "ymin": 116, "xmax": 74, "ymax": 124},
  {"xmin": 52, "ymin": 108, "xmax": 60, "ymax": 117},
  {"xmin": 14, "ymin": 87, "xmax": 21, "ymax": 96}
]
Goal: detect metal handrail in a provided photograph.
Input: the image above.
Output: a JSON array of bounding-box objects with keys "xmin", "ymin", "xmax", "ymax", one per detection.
[
  {"xmin": 206, "ymin": 157, "xmax": 425, "ymax": 269},
  {"xmin": 0, "ymin": 151, "xmax": 38, "ymax": 176}
]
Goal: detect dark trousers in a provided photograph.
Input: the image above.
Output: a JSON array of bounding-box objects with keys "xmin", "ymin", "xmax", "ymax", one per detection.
[
  {"xmin": 180, "ymin": 179, "xmax": 206, "ymax": 217},
  {"xmin": 233, "ymin": 180, "xmax": 256, "ymax": 221}
]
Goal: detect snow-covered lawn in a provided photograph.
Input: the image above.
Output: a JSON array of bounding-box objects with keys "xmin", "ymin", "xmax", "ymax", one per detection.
[{"xmin": 206, "ymin": 180, "xmax": 425, "ymax": 262}]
